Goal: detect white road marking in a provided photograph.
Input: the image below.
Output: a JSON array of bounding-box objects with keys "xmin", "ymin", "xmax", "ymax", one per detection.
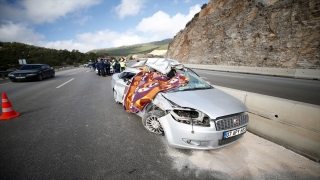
[
  {"xmin": 68, "ymin": 71, "xmax": 82, "ymax": 75},
  {"xmin": 56, "ymin": 78, "xmax": 74, "ymax": 88}
]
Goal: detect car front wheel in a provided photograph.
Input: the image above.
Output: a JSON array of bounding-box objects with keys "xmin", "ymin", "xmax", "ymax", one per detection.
[{"xmin": 142, "ymin": 110, "xmax": 165, "ymax": 135}]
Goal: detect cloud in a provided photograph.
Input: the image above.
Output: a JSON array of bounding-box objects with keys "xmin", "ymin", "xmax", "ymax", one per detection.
[
  {"xmin": 135, "ymin": 4, "xmax": 201, "ymax": 38},
  {"xmin": 0, "ymin": 20, "xmax": 149, "ymax": 52},
  {"xmin": 75, "ymin": 29, "xmax": 149, "ymax": 50},
  {"xmin": 73, "ymin": 16, "xmax": 92, "ymax": 25},
  {"xmin": 38, "ymin": 40, "xmax": 92, "ymax": 52},
  {"xmin": 0, "ymin": 21, "xmax": 45, "ymax": 43},
  {"xmin": 114, "ymin": 0, "xmax": 147, "ymax": 19},
  {"xmin": 0, "ymin": 0, "xmax": 101, "ymax": 24},
  {"xmin": 25, "ymin": 29, "xmax": 149, "ymax": 52}
]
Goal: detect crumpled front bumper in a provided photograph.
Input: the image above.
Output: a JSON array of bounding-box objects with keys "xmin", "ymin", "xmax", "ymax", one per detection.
[{"xmin": 159, "ymin": 114, "xmax": 246, "ymax": 150}]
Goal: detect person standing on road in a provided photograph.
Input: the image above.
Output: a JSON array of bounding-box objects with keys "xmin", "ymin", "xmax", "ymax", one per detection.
[
  {"xmin": 104, "ymin": 60, "xmax": 111, "ymax": 75},
  {"xmin": 111, "ymin": 59, "xmax": 115, "ymax": 71},
  {"xmin": 97, "ymin": 59, "xmax": 105, "ymax": 76},
  {"xmin": 92, "ymin": 61, "xmax": 96, "ymax": 71},
  {"xmin": 120, "ymin": 60, "xmax": 126, "ymax": 72},
  {"xmin": 114, "ymin": 60, "xmax": 121, "ymax": 73}
]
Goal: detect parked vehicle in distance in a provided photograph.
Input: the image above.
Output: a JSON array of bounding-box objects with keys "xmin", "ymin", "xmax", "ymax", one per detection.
[
  {"xmin": 111, "ymin": 58, "xmax": 249, "ymax": 150},
  {"xmin": 84, "ymin": 62, "xmax": 89, "ymax": 67},
  {"xmin": 8, "ymin": 64, "xmax": 55, "ymax": 82}
]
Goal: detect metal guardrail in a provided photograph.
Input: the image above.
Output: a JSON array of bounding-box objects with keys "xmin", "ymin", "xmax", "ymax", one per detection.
[
  {"xmin": 0, "ymin": 70, "xmax": 13, "ymax": 79},
  {"xmin": 53, "ymin": 65, "xmax": 79, "ymax": 70}
]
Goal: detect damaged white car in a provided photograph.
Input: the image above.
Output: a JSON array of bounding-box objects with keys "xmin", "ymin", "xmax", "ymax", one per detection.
[{"xmin": 111, "ymin": 58, "xmax": 249, "ymax": 149}]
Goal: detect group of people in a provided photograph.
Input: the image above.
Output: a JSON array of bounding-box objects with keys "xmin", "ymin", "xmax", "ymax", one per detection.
[{"xmin": 89, "ymin": 58, "xmax": 126, "ymax": 76}]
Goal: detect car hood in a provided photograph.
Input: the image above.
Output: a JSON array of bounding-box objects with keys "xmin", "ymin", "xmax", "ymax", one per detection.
[
  {"xmin": 161, "ymin": 88, "xmax": 247, "ymax": 119},
  {"xmin": 12, "ymin": 70, "xmax": 39, "ymax": 73}
]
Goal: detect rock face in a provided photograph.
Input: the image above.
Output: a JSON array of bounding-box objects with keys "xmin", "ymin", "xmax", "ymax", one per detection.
[{"xmin": 167, "ymin": 0, "xmax": 320, "ymax": 69}]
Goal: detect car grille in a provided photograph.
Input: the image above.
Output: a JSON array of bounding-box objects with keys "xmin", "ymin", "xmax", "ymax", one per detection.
[
  {"xmin": 215, "ymin": 113, "xmax": 249, "ymax": 131},
  {"xmin": 14, "ymin": 74, "xmax": 27, "ymax": 77},
  {"xmin": 218, "ymin": 134, "xmax": 244, "ymax": 146}
]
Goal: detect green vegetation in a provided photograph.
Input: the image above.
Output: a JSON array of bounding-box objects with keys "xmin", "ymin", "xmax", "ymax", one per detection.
[
  {"xmin": 157, "ymin": 44, "xmax": 169, "ymax": 50},
  {"xmin": 0, "ymin": 42, "xmax": 99, "ymax": 70}
]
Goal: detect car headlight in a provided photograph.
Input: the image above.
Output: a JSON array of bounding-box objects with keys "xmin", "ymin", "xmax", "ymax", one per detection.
[
  {"xmin": 169, "ymin": 107, "xmax": 211, "ymax": 127},
  {"xmin": 8, "ymin": 73, "xmax": 14, "ymax": 77},
  {"xmin": 26, "ymin": 73, "xmax": 37, "ymax": 76}
]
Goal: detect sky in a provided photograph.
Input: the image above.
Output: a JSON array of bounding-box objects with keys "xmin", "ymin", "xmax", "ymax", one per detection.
[{"xmin": 0, "ymin": 0, "xmax": 209, "ymax": 53}]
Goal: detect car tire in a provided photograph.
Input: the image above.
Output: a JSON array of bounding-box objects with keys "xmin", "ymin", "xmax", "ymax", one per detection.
[
  {"xmin": 113, "ymin": 90, "xmax": 121, "ymax": 104},
  {"xmin": 142, "ymin": 110, "xmax": 165, "ymax": 135},
  {"xmin": 38, "ymin": 74, "xmax": 43, "ymax": 81},
  {"xmin": 51, "ymin": 72, "xmax": 55, "ymax": 78}
]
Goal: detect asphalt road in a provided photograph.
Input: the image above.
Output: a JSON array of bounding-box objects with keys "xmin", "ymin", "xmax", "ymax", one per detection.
[{"xmin": 0, "ymin": 67, "xmax": 319, "ymax": 179}]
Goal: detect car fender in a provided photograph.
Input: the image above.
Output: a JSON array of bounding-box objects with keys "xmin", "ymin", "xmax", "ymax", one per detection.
[{"xmin": 152, "ymin": 93, "xmax": 173, "ymax": 111}]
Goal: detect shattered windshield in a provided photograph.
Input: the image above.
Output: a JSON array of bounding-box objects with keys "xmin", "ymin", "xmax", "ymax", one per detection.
[{"xmin": 169, "ymin": 68, "xmax": 212, "ymax": 92}]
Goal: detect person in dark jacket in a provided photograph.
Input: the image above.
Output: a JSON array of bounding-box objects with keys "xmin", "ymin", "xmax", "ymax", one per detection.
[
  {"xmin": 104, "ymin": 60, "xmax": 111, "ymax": 75},
  {"xmin": 97, "ymin": 59, "xmax": 105, "ymax": 76},
  {"xmin": 114, "ymin": 60, "xmax": 121, "ymax": 73},
  {"xmin": 91, "ymin": 61, "xmax": 96, "ymax": 71}
]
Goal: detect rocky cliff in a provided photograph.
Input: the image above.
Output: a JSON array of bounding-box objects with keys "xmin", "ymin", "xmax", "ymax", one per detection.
[{"xmin": 167, "ymin": 0, "xmax": 320, "ymax": 69}]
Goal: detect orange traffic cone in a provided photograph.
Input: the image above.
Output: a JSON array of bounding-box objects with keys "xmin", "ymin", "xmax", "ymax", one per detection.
[{"xmin": 0, "ymin": 92, "xmax": 20, "ymax": 120}]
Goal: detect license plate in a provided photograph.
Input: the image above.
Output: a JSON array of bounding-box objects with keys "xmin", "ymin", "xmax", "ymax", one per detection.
[
  {"xmin": 16, "ymin": 77, "xmax": 25, "ymax": 79},
  {"xmin": 223, "ymin": 126, "xmax": 246, "ymax": 139}
]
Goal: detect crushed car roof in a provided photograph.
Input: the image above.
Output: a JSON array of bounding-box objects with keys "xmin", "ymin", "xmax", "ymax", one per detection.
[{"xmin": 131, "ymin": 58, "xmax": 184, "ymax": 74}]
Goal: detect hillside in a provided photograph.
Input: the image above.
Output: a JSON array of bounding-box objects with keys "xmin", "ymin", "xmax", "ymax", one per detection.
[
  {"xmin": 167, "ymin": 0, "xmax": 320, "ymax": 69},
  {"xmin": 89, "ymin": 38, "xmax": 171, "ymax": 57}
]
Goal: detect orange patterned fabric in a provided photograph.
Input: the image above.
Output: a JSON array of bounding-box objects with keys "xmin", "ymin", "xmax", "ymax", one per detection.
[{"xmin": 123, "ymin": 70, "xmax": 188, "ymax": 113}]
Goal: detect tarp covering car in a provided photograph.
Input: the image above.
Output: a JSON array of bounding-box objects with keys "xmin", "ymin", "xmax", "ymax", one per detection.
[{"xmin": 123, "ymin": 70, "xmax": 189, "ymax": 113}]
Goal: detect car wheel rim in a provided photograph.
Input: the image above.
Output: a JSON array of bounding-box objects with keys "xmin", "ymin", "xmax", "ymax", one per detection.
[{"xmin": 146, "ymin": 115, "xmax": 163, "ymax": 134}]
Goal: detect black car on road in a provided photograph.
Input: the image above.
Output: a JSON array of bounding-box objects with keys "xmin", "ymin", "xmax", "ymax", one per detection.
[{"xmin": 8, "ymin": 64, "xmax": 55, "ymax": 82}]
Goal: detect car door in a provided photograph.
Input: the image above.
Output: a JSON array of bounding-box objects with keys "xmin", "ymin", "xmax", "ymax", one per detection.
[
  {"xmin": 114, "ymin": 72, "xmax": 136, "ymax": 103},
  {"xmin": 41, "ymin": 65, "xmax": 51, "ymax": 78}
]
